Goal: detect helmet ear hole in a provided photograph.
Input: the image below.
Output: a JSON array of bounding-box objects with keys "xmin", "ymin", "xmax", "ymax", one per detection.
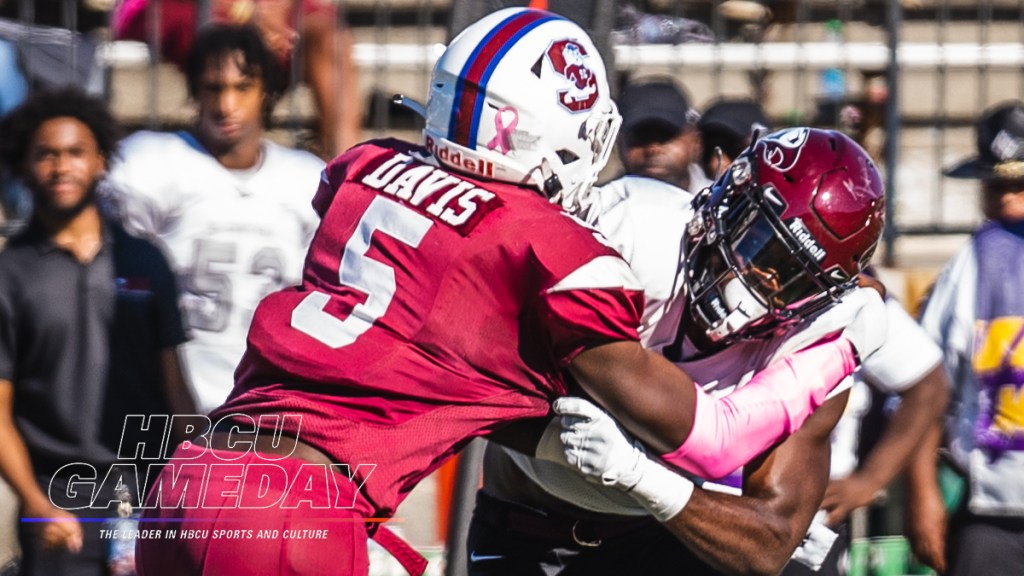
[{"xmin": 556, "ymin": 149, "xmax": 580, "ymax": 165}]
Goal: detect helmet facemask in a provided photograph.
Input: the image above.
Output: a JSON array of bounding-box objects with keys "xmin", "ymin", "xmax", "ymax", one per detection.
[
  {"xmin": 684, "ymin": 155, "xmax": 854, "ymax": 344},
  {"xmin": 545, "ymin": 105, "xmax": 621, "ymax": 213}
]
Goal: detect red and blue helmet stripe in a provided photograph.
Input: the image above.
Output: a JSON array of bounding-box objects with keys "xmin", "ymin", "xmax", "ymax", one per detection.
[{"xmin": 447, "ymin": 9, "xmax": 563, "ymax": 149}]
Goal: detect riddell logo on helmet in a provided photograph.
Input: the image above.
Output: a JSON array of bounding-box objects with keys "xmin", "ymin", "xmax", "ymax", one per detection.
[
  {"xmin": 425, "ymin": 136, "xmax": 495, "ymax": 178},
  {"xmin": 546, "ymin": 39, "xmax": 599, "ymax": 113},
  {"xmin": 787, "ymin": 218, "xmax": 827, "ymax": 262}
]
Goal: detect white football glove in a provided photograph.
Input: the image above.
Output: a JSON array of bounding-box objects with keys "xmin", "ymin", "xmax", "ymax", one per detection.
[
  {"xmin": 554, "ymin": 397, "xmax": 646, "ymax": 488},
  {"xmin": 551, "ymin": 397, "xmax": 694, "ymax": 522}
]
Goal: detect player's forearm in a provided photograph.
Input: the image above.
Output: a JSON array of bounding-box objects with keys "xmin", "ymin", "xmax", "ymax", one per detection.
[
  {"xmin": 905, "ymin": 420, "xmax": 943, "ymax": 498},
  {"xmin": 571, "ymin": 341, "xmax": 696, "ymax": 453},
  {"xmin": 0, "ymin": 408, "xmax": 51, "ymax": 512},
  {"xmin": 551, "ymin": 413, "xmax": 807, "ymax": 574},
  {"xmin": 663, "ymin": 489, "xmax": 811, "ymax": 576},
  {"xmin": 657, "ymin": 391, "xmax": 845, "ymax": 575},
  {"xmin": 855, "ymin": 366, "xmax": 949, "ymax": 492},
  {"xmin": 903, "ymin": 420, "xmax": 948, "ymax": 572}
]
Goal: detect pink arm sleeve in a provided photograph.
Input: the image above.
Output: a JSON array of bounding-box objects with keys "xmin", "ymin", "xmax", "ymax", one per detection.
[{"xmin": 661, "ymin": 334, "xmax": 857, "ymax": 479}]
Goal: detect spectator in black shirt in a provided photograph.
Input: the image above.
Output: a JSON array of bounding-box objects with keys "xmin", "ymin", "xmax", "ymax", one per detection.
[{"xmin": 0, "ymin": 87, "xmax": 195, "ymax": 576}]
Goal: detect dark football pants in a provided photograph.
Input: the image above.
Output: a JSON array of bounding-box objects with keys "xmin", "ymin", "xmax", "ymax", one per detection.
[
  {"xmin": 466, "ymin": 490, "xmax": 728, "ymax": 576},
  {"xmin": 946, "ymin": 511, "xmax": 1024, "ymax": 576}
]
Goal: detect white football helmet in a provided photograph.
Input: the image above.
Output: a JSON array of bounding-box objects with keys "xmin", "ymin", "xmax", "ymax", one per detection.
[{"xmin": 424, "ymin": 8, "xmax": 621, "ymax": 213}]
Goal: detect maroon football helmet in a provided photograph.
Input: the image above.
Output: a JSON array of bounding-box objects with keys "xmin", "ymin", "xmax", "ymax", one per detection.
[{"xmin": 684, "ymin": 127, "xmax": 885, "ymax": 343}]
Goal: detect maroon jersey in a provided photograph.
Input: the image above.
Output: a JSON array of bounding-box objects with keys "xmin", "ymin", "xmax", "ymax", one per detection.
[{"xmin": 212, "ymin": 139, "xmax": 644, "ymax": 515}]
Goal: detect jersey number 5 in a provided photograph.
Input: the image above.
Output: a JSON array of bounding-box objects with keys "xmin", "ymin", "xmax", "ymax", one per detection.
[{"xmin": 290, "ymin": 196, "xmax": 432, "ymax": 348}]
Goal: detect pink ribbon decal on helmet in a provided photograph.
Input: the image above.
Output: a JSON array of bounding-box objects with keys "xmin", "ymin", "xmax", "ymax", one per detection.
[{"xmin": 486, "ymin": 106, "xmax": 519, "ymax": 155}]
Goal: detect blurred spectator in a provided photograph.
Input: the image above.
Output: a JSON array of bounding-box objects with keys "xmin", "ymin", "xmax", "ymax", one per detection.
[
  {"xmin": 611, "ymin": 4, "xmax": 714, "ymax": 45},
  {"xmin": 0, "ymin": 8, "xmax": 103, "ymax": 94},
  {"xmin": 697, "ymin": 97, "xmax": 769, "ymax": 181},
  {"xmin": 105, "ymin": 24, "xmax": 324, "ymax": 414},
  {"xmin": 113, "ymin": 0, "xmax": 361, "ymax": 157},
  {"xmin": 914, "ymin": 100, "xmax": 1024, "ymax": 576},
  {"xmin": 0, "ymin": 86, "xmax": 193, "ymax": 576},
  {"xmin": 0, "ymin": 0, "xmax": 111, "ymax": 35},
  {"xmin": 0, "ymin": 12, "xmax": 98, "ymax": 228},
  {"xmin": 0, "ymin": 38, "xmax": 26, "ymax": 115},
  {"xmin": 0, "ymin": 37, "xmax": 27, "ymax": 241},
  {"xmin": 616, "ymin": 77, "xmax": 711, "ymax": 193},
  {"xmin": 780, "ymin": 294, "xmax": 950, "ymax": 575}
]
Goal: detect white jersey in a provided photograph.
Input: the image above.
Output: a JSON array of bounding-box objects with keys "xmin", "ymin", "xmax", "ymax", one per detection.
[
  {"xmin": 105, "ymin": 131, "xmax": 325, "ymax": 412},
  {"xmin": 579, "ymin": 176, "xmax": 692, "ymax": 350},
  {"xmin": 500, "ymin": 175, "xmax": 859, "ymax": 515}
]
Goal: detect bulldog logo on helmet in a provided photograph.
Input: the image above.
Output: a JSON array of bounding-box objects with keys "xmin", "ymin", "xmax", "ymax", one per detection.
[
  {"xmin": 546, "ymin": 39, "xmax": 599, "ymax": 113},
  {"xmin": 760, "ymin": 127, "xmax": 810, "ymax": 173}
]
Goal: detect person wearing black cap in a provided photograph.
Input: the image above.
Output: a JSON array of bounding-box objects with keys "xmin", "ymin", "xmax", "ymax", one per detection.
[
  {"xmin": 697, "ymin": 98, "xmax": 770, "ymax": 180},
  {"xmin": 911, "ymin": 100, "xmax": 1024, "ymax": 576},
  {"xmin": 617, "ymin": 78, "xmax": 711, "ymax": 193}
]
